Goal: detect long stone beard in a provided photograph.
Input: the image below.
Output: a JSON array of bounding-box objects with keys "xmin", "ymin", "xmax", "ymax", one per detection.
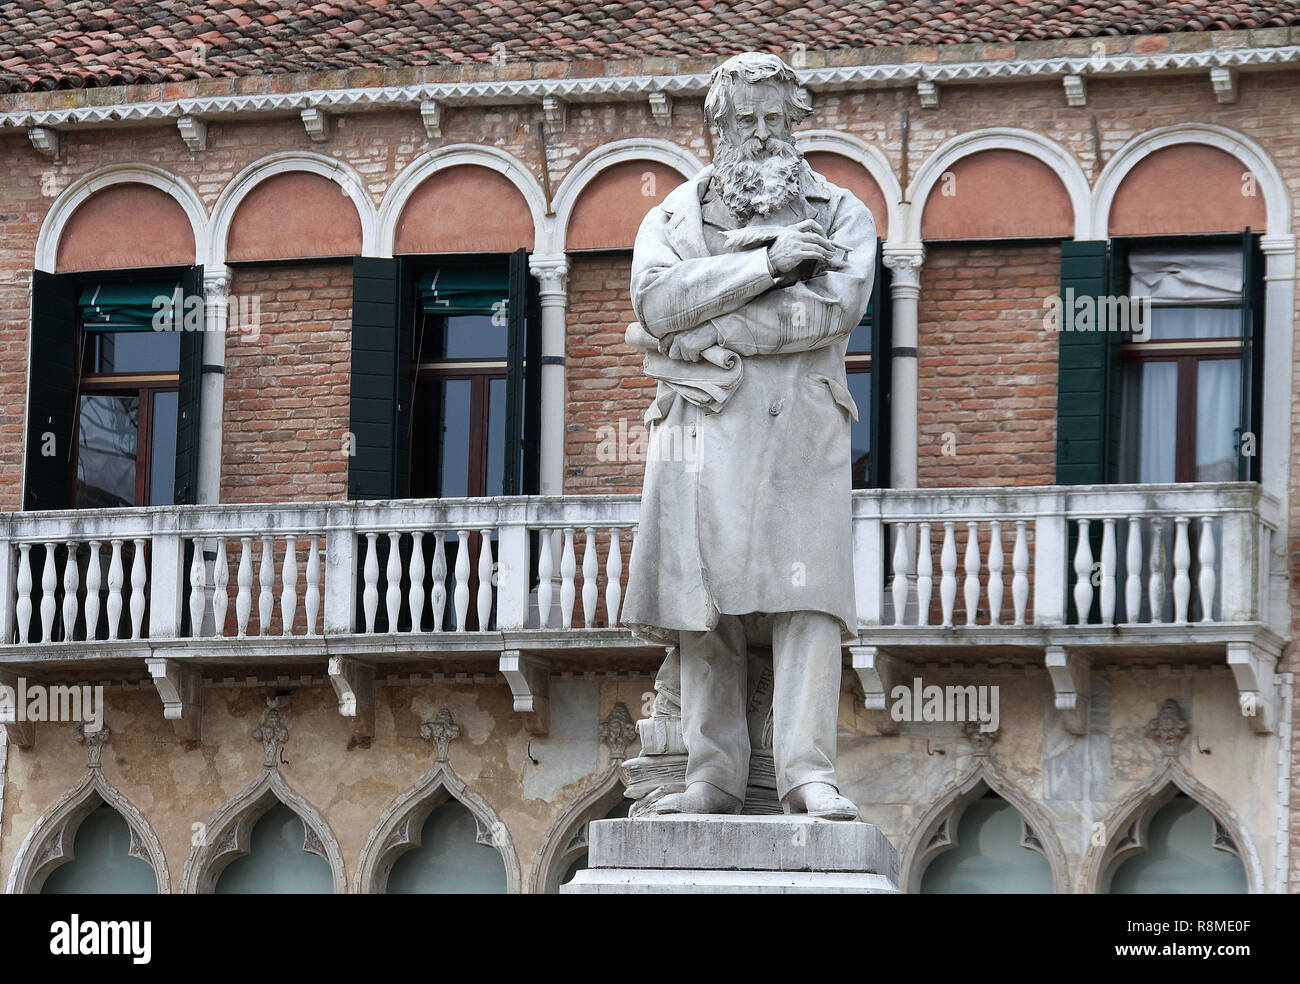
[{"xmin": 714, "ymin": 138, "xmax": 805, "ymax": 222}]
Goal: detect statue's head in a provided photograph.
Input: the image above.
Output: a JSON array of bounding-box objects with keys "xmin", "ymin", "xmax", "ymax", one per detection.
[{"xmin": 705, "ymin": 52, "xmax": 813, "ymax": 220}]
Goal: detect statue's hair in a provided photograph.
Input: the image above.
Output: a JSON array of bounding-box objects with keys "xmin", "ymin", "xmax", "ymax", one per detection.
[{"xmin": 704, "ymin": 52, "xmax": 812, "ymax": 133}]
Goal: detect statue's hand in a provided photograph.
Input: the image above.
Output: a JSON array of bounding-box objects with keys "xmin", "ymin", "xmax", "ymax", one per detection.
[
  {"xmin": 767, "ymin": 219, "xmax": 838, "ymax": 277},
  {"xmin": 665, "ymin": 323, "xmax": 719, "ymax": 362}
]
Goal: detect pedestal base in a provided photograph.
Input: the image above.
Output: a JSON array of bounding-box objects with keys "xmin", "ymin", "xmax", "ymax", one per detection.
[{"xmin": 561, "ymin": 815, "xmax": 901, "ymax": 894}]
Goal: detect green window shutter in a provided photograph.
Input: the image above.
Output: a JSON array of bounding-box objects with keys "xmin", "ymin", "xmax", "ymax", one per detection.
[
  {"xmin": 172, "ymin": 265, "xmax": 204, "ymax": 505},
  {"xmin": 1056, "ymin": 240, "xmax": 1121, "ymax": 486},
  {"xmin": 1238, "ymin": 230, "xmax": 1264, "ymax": 482},
  {"xmin": 503, "ymin": 248, "xmax": 528, "ymax": 496},
  {"xmin": 25, "ymin": 270, "xmax": 79, "ymax": 511},
  {"xmin": 348, "ymin": 257, "xmax": 409, "ymax": 500},
  {"xmin": 868, "ymin": 249, "xmax": 891, "ymax": 490},
  {"xmin": 521, "ymin": 263, "xmax": 542, "ymax": 496}
]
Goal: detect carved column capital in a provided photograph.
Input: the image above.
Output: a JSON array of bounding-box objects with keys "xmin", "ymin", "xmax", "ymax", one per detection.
[
  {"xmin": 203, "ymin": 265, "xmax": 233, "ymax": 301},
  {"xmin": 882, "ymin": 242, "xmax": 925, "ymax": 298},
  {"xmin": 528, "ymin": 255, "xmax": 570, "ymax": 307}
]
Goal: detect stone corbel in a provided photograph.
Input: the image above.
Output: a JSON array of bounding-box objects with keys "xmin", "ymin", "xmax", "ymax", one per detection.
[
  {"xmin": 420, "ymin": 100, "xmax": 442, "ymax": 139},
  {"xmin": 499, "ymin": 650, "xmax": 549, "ymax": 735},
  {"xmin": 29, "ymin": 126, "xmax": 58, "ymax": 159},
  {"xmin": 301, "ymin": 106, "xmax": 330, "ymax": 142},
  {"xmin": 1210, "ymin": 67, "xmax": 1237, "ymax": 104},
  {"xmin": 542, "ymin": 95, "xmax": 567, "ymax": 131},
  {"xmin": 850, "ymin": 645, "xmax": 902, "ymax": 736},
  {"xmin": 1227, "ymin": 641, "xmax": 1275, "ymax": 734},
  {"xmin": 1045, "ymin": 646, "xmax": 1090, "ymax": 736},
  {"xmin": 145, "ymin": 658, "xmax": 202, "ymax": 742},
  {"xmin": 0, "ymin": 669, "xmax": 34, "ymax": 748},
  {"xmin": 177, "ymin": 115, "xmax": 208, "ymax": 152},
  {"xmin": 327, "ymin": 656, "xmax": 374, "ymax": 742},
  {"xmin": 1062, "ymin": 74, "xmax": 1086, "ymax": 107},
  {"xmin": 917, "ymin": 80, "xmax": 939, "ymax": 109},
  {"xmin": 649, "ymin": 91, "xmax": 672, "ymax": 127}
]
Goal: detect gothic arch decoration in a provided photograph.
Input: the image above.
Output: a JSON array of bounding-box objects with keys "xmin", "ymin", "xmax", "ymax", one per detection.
[
  {"xmin": 900, "ymin": 759, "xmax": 1068, "ymax": 894},
  {"xmin": 7, "ymin": 734, "xmax": 170, "ymax": 894},
  {"xmin": 548, "ymin": 137, "xmax": 704, "ymax": 254},
  {"xmin": 1092, "ymin": 123, "xmax": 1290, "ymax": 238},
  {"xmin": 376, "ymin": 144, "xmax": 547, "ymax": 258},
  {"xmin": 531, "ymin": 762, "xmax": 629, "ymax": 894},
  {"xmin": 904, "ymin": 126, "xmax": 1091, "ymax": 243},
  {"xmin": 1083, "ymin": 759, "xmax": 1263, "ymax": 894},
  {"xmin": 180, "ymin": 766, "xmax": 347, "ymax": 894},
  {"xmin": 209, "ymin": 150, "xmax": 377, "ymax": 264},
  {"xmin": 35, "ymin": 162, "xmax": 209, "ymax": 273},
  {"xmin": 794, "ymin": 129, "xmax": 903, "ymax": 242},
  {"xmin": 355, "ymin": 760, "xmax": 522, "ymax": 894}
]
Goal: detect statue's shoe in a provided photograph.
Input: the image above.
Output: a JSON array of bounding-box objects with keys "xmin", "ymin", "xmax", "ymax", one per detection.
[
  {"xmin": 646, "ymin": 781, "xmax": 744, "ymax": 816},
  {"xmin": 783, "ymin": 783, "xmax": 859, "ymax": 821}
]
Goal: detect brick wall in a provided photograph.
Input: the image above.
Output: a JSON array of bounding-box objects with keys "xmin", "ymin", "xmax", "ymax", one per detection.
[
  {"xmin": 916, "ymin": 242, "xmax": 1060, "ymax": 488},
  {"xmin": 220, "ymin": 263, "xmax": 352, "ymax": 502}
]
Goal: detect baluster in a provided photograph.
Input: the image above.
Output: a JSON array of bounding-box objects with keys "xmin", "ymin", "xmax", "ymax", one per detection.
[
  {"xmin": 236, "ymin": 536, "xmax": 253, "ymax": 638},
  {"xmin": 1124, "ymin": 517, "xmax": 1142, "ymax": 624},
  {"xmin": 62, "ymin": 540, "xmax": 80, "ymax": 641},
  {"xmin": 560, "ymin": 528, "xmax": 577, "ymax": 631},
  {"xmin": 258, "ymin": 536, "xmax": 274, "ymax": 635},
  {"xmin": 916, "ymin": 523, "xmax": 933, "ymax": 628},
  {"xmin": 582, "ymin": 527, "xmax": 598, "ymax": 628},
  {"xmin": 1011, "ymin": 520, "xmax": 1029, "ymax": 626},
  {"xmin": 407, "ymin": 531, "xmax": 425, "ymax": 632},
  {"xmin": 1172, "ymin": 516, "xmax": 1191, "ymax": 624},
  {"xmin": 304, "ymin": 537, "xmax": 320, "ymax": 635},
  {"xmin": 281, "ymin": 535, "xmax": 299, "ymax": 636},
  {"xmin": 106, "ymin": 539, "xmax": 124, "ymax": 641},
  {"xmin": 891, "ymin": 525, "xmax": 910, "ymax": 626},
  {"xmin": 939, "ymin": 522, "xmax": 957, "ymax": 628},
  {"xmin": 431, "ymin": 532, "xmax": 447, "ymax": 630},
  {"xmin": 362, "ymin": 532, "xmax": 379, "ymax": 634},
  {"xmin": 536, "ymin": 529, "xmax": 554, "ymax": 628},
  {"xmin": 188, "ymin": 537, "xmax": 206, "ymax": 636},
  {"xmin": 84, "ymin": 540, "xmax": 102, "ymax": 641},
  {"xmin": 385, "ymin": 532, "xmax": 402, "ymax": 632},
  {"xmin": 605, "ymin": 528, "xmax": 623, "ymax": 627},
  {"xmin": 1198, "ymin": 517, "xmax": 1217, "ymax": 623},
  {"xmin": 963, "ymin": 523, "xmax": 981, "ymax": 626},
  {"xmin": 1072, "ymin": 519, "xmax": 1093, "ymax": 625},
  {"xmin": 213, "ymin": 538, "xmax": 229, "ymax": 637},
  {"xmin": 1148, "ymin": 523, "xmax": 1166, "ymax": 624},
  {"xmin": 1100, "ymin": 518, "xmax": 1117, "ymax": 626},
  {"xmin": 15, "ymin": 543, "xmax": 31, "ymax": 644},
  {"xmin": 477, "ymin": 529, "xmax": 494, "ymax": 630},
  {"xmin": 987, "ymin": 521, "xmax": 1003, "ymax": 627},
  {"xmin": 129, "ymin": 538, "xmax": 147, "ymax": 639},
  {"xmin": 40, "ymin": 541, "xmax": 56, "ymax": 643},
  {"xmin": 453, "ymin": 531, "xmax": 470, "ymax": 632}
]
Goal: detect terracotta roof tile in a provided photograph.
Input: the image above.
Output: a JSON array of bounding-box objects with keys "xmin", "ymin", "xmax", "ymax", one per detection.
[{"xmin": 0, "ymin": 0, "xmax": 1295, "ymax": 93}]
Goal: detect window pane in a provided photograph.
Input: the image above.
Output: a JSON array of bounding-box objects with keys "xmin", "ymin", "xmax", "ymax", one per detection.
[
  {"xmin": 84, "ymin": 330, "xmax": 181, "ymax": 374},
  {"xmin": 150, "ymin": 390, "xmax": 178, "ymax": 505},
  {"xmin": 1118, "ymin": 361, "xmax": 1177, "ymax": 484},
  {"xmin": 418, "ymin": 314, "xmax": 507, "ymax": 361},
  {"xmin": 76, "ymin": 395, "xmax": 139, "ymax": 508},
  {"xmin": 386, "ymin": 801, "xmax": 507, "ymax": 894},
  {"xmin": 846, "ymin": 370, "xmax": 871, "ymax": 489},
  {"xmin": 40, "ymin": 805, "xmax": 158, "ymax": 894},
  {"xmin": 1147, "ymin": 306, "xmax": 1239, "ymax": 341},
  {"xmin": 1195, "ymin": 359, "xmax": 1241, "ymax": 482},
  {"xmin": 214, "ymin": 804, "xmax": 334, "ymax": 894},
  {"xmin": 920, "ymin": 793, "xmax": 1053, "ymax": 894},
  {"xmin": 1110, "ymin": 795, "xmax": 1247, "ymax": 894},
  {"xmin": 486, "ymin": 377, "xmax": 506, "ymax": 497},
  {"xmin": 410, "ymin": 378, "xmax": 472, "ymax": 498}
]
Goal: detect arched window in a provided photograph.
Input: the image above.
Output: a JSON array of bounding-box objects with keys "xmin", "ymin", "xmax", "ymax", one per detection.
[
  {"xmin": 556, "ymin": 796, "xmax": 631, "ymax": 891},
  {"xmin": 1109, "ymin": 793, "xmax": 1247, "ymax": 894},
  {"xmin": 214, "ymin": 804, "xmax": 334, "ymax": 894},
  {"xmin": 40, "ymin": 804, "xmax": 158, "ymax": 894},
  {"xmin": 386, "ymin": 800, "xmax": 507, "ymax": 894},
  {"xmin": 919, "ymin": 790, "xmax": 1053, "ymax": 894}
]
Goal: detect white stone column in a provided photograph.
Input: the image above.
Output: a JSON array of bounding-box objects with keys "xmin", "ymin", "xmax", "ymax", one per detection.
[
  {"xmin": 1258, "ymin": 233, "xmax": 1295, "ymax": 636},
  {"xmin": 529, "ymin": 255, "xmax": 570, "ymax": 496},
  {"xmin": 197, "ymin": 265, "xmax": 232, "ymax": 505},
  {"xmin": 882, "ymin": 242, "xmax": 925, "ymax": 492}
]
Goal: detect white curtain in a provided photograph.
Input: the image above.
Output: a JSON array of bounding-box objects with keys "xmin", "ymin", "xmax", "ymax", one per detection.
[
  {"xmin": 1195, "ymin": 359, "xmax": 1241, "ymax": 482},
  {"xmin": 1119, "ymin": 361, "xmax": 1178, "ymax": 484},
  {"xmin": 1129, "ymin": 246, "xmax": 1242, "ymax": 303}
]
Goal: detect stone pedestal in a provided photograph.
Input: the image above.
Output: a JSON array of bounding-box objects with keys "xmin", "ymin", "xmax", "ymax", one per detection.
[{"xmin": 561, "ymin": 815, "xmax": 901, "ymax": 894}]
